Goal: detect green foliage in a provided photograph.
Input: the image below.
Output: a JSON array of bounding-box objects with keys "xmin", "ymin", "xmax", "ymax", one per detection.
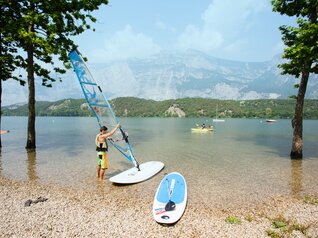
[
  {"xmin": 225, "ymin": 216, "xmax": 241, "ymax": 225},
  {"xmin": 303, "ymin": 195, "xmax": 318, "ymax": 205},
  {"xmin": 272, "ymin": 219, "xmax": 287, "ymax": 229},
  {"xmin": 1, "ymin": 0, "xmax": 109, "ymax": 86},
  {"xmin": 0, "ymin": 37, "xmax": 23, "ymax": 84},
  {"xmin": 272, "ymin": 0, "xmax": 318, "ymax": 77},
  {"xmin": 266, "ymin": 229, "xmax": 281, "ymax": 238},
  {"xmin": 2, "ymin": 97, "xmax": 318, "ymax": 119},
  {"xmin": 245, "ymin": 215, "xmax": 253, "ymax": 222},
  {"xmin": 267, "ymin": 215, "xmax": 310, "ymax": 237},
  {"xmin": 1, "ymin": 0, "xmax": 109, "ymax": 148}
]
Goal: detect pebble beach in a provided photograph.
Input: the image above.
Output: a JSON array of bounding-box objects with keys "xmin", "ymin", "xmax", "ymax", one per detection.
[
  {"xmin": 1, "ymin": 117, "xmax": 318, "ymax": 237},
  {"xmin": 1, "ymin": 176, "xmax": 318, "ymax": 238}
]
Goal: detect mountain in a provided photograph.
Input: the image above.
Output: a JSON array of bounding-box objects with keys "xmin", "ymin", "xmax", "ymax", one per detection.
[
  {"xmin": 90, "ymin": 50, "xmax": 318, "ymax": 100},
  {"xmin": 2, "ymin": 50, "xmax": 318, "ymax": 106}
]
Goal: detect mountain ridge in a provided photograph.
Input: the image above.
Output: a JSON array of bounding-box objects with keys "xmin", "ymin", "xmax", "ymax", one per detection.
[
  {"xmin": 88, "ymin": 50, "xmax": 318, "ymax": 101},
  {"xmin": 2, "ymin": 50, "xmax": 317, "ymax": 106}
]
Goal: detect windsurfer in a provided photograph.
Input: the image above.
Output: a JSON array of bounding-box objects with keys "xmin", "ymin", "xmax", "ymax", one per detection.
[{"xmin": 96, "ymin": 124, "xmax": 120, "ymax": 180}]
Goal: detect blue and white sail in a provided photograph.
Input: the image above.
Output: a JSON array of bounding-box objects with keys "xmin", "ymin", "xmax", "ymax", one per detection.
[{"xmin": 68, "ymin": 49, "xmax": 139, "ymax": 169}]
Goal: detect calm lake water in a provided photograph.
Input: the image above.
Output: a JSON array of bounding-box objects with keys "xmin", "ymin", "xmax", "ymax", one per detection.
[{"xmin": 1, "ymin": 117, "xmax": 318, "ymax": 208}]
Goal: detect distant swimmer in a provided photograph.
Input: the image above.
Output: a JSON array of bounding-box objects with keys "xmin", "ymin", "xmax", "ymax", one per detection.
[{"xmin": 0, "ymin": 130, "xmax": 10, "ymax": 134}]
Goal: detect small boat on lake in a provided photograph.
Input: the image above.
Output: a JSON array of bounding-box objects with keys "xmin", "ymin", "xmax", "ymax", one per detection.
[
  {"xmin": 191, "ymin": 126, "xmax": 214, "ymax": 132},
  {"xmin": 213, "ymin": 105, "xmax": 225, "ymax": 122},
  {"xmin": 266, "ymin": 119, "xmax": 277, "ymax": 123},
  {"xmin": 213, "ymin": 119, "xmax": 225, "ymax": 122}
]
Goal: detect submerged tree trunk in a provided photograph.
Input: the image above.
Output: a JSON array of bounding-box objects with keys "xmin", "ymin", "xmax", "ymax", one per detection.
[
  {"xmin": 0, "ymin": 32, "xmax": 2, "ymax": 148},
  {"xmin": 26, "ymin": 44, "xmax": 36, "ymax": 149},
  {"xmin": 0, "ymin": 77, "xmax": 2, "ymax": 148},
  {"xmin": 290, "ymin": 68, "xmax": 310, "ymax": 159}
]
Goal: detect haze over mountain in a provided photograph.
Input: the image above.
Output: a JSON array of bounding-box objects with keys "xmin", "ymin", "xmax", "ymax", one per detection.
[{"xmin": 2, "ymin": 50, "xmax": 318, "ymax": 106}]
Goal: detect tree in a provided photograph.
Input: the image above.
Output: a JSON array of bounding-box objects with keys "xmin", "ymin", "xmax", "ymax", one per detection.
[
  {"xmin": 2, "ymin": 0, "xmax": 108, "ymax": 148},
  {"xmin": 0, "ymin": 3, "xmax": 26, "ymax": 147},
  {"xmin": 0, "ymin": 38, "xmax": 15, "ymax": 148},
  {"xmin": 265, "ymin": 107, "xmax": 272, "ymax": 118},
  {"xmin": 272, "ymin": 0, "xmax": 318, "ymax": 159}
]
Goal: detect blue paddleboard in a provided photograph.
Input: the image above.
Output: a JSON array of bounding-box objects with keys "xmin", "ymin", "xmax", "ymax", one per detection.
[{"xmin": 153, "ymin": 172, "xmax": 187, "ymax": 224}]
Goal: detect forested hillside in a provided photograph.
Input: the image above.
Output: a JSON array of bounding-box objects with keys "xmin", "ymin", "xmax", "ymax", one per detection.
[{"xmin": 2, "ymin": 97, "xmax": 318, "ymax": 119}]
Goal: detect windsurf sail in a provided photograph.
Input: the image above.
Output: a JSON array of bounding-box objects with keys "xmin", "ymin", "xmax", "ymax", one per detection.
[{"xmin": 68, "ymin": 49, "xmax": 140, "ymax": 170}]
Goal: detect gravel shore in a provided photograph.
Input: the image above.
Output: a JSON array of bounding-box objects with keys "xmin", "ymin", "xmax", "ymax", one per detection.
[{"xmin": 0, "ymin": 177, "xmax": 317, "ymax": 238}]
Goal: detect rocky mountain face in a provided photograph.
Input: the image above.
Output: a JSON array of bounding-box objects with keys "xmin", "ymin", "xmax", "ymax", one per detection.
[
  {"xmin": 91, "ymin": 50, "xmax": 318, "ymax": 100},
  {"xmin": 3, "ymin": 49, "xmax": 317, "ymax": 106}
]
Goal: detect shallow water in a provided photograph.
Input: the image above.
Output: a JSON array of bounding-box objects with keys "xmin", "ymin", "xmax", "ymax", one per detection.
[{"xmin": 1, "ymin": 117, "xmax": 318, "ymax": 208}]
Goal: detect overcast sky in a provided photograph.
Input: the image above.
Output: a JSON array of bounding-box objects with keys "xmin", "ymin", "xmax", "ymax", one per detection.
[{"xmin": 74, "ymin": 0, "xmax": 294, "ymax": 63}]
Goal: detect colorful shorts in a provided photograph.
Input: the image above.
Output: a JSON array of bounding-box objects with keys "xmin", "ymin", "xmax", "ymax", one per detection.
[{"xmin": 97, "ymin": 152, "xmax": 108, "ymax": 170}]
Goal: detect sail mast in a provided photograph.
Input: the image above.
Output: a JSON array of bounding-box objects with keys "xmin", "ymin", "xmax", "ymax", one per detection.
[{"xmin": 68, "ymin": 49, "xmax": 140, "ymax": 169}]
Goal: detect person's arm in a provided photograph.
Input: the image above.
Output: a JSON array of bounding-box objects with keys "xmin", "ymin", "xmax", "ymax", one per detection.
[{"xmin": 101, "ymin": 124, "xmax": 120, "ymax": 139}]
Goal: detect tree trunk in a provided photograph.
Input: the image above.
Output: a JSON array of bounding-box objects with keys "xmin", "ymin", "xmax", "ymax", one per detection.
[
  {"xmin": 0, "ymin": 32, "xmax": 2, "ymax": 148},
  {"xmin": 26, "ymin": 44, "xmax": 36, "ymax": 149},
  {"xmin": 0, "ymin": 77, "xmax": 2, "ymax": 148},
  {"xmin": 290, "ymin": 68, "xmax": 310, "ymax": 159}
]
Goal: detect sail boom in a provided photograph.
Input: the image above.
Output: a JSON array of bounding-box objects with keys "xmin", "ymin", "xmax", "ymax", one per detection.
[{"xmin": 80, "ymin": 81, "xmax": 98, "ymax": 86}]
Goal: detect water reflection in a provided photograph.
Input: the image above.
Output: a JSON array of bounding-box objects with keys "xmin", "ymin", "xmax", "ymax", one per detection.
[
  {"xmin": 27, "ymin": 149, "xmax": 38, "ymax": 182},
  {"xmin": 1, "ymin": 117, "xmax": 317, "ymax": 204},
  {"xmin": 0, "ymin": 148, "xmax": 2, "ymax": 176},
  {"xmin": 290, "ymin": 159, "xmax": 303, "ymax": 196}
]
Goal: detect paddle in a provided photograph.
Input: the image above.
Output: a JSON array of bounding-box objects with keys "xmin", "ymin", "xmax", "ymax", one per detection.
[{"xmin": 165, "ymin": 178, "xmax": 176, "ymax": 211}]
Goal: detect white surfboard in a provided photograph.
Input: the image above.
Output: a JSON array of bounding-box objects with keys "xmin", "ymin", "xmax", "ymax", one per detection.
[
  {"xmin": 109, "ymin": 161, "xmax": 164, "ymax": 184},
  {"xmin": 153, "ymin": 172, "xmax": 187, "ymax": 224}
]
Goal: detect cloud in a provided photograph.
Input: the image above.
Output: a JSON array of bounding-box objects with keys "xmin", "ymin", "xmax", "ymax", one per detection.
[
  {"xmin": 201, "ymin": 0, "xmax": 267, "ymax": 32},
  {"xmin": 177, "ymin": 0, "xmax": 269, "ymax": 60},
  {"xmin": 90, "ymin": 25, "xmax": 161, "ymax": 62},
  {"xmin": 178, "ymin": 24, "xmax": 223, "ymax": 52},
  {"xmin": 155, "ymin": 20, "xmax": 175, "ymax": 32}
]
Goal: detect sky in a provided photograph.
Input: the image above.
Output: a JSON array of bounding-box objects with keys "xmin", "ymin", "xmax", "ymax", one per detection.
[
  {"xmin": 73, "ymin": 0, "xmax": 295, "ymax": 63},
  {"xmin": 3, "ymin": 0, "xmax": 297, "ymax": 106}
]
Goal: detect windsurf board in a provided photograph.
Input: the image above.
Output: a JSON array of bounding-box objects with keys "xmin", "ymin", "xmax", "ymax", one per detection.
[{"xmin": 109, "ymin": 161, "xmax": 164, "ymax": 184}]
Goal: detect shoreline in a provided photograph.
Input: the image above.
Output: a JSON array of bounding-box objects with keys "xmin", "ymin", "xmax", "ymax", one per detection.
[
  {"xmin": 1, "ymin": 177, "xmax": 317, "ymax": 237},
  {"xmin": 2, "ymin": 98, "xmax": 318, "ymax": 119}
]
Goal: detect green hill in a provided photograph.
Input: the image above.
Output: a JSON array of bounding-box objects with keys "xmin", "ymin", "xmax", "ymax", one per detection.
[{"xmin": 2, "ymin": 97, "xmax": 318, "ymax": 119}]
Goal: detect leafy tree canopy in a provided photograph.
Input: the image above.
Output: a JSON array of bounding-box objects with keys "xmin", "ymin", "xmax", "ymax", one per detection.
[
  {"xmin": 272, "ymin": 0, "xmax": 318, "ymax": 78},
  {"xmin": 1, "ymin": 0, "xmax": 108, "ymax": 86}
]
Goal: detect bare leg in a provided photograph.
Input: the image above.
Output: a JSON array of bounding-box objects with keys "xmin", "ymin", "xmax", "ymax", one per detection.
[
  {"xmin": 99, "ymin": 169, "xmax": 106, "ymax": 180},
  {"xmin": 97, "ymin": 165, "xmax": 101, "ymax": 178}
]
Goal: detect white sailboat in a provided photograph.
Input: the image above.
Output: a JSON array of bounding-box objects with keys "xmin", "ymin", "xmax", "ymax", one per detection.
[{"xmin": 213, "ymin": 105, "xmax": 225, "ymax": 122}]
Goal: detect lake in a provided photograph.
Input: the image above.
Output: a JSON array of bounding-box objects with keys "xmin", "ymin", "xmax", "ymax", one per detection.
[{"xmin": 1, "ymin": 117, "xmax": 318, "ymax": 208}]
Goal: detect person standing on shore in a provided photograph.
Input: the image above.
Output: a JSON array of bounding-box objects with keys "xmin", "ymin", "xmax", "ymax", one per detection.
[{"xmin": 95, "ymin": 124, "xmax": 120, "ymax": 181}]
